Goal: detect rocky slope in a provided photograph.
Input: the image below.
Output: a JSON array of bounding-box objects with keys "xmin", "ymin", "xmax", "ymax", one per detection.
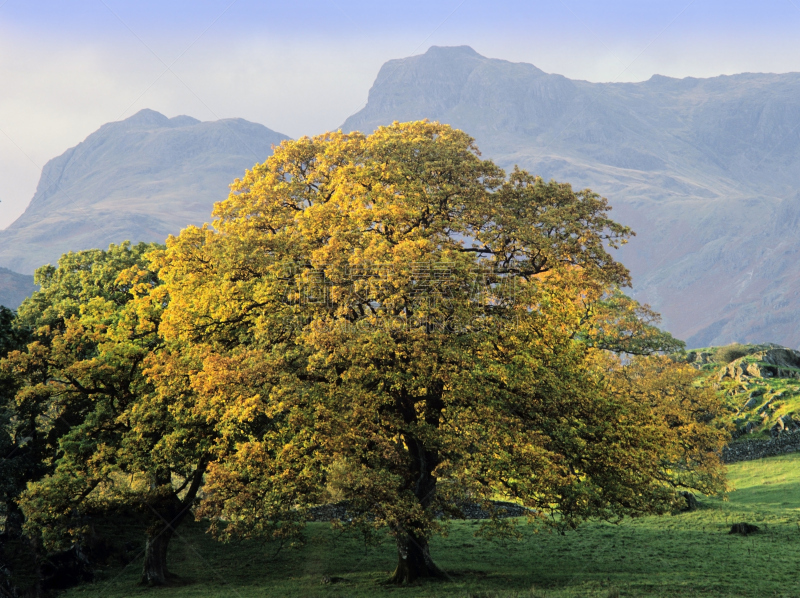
[
  {"xmin": 684, "ymin": 344, "xmax": 800, "ymax": 439},
  {"xmin": 342, "ymin": 46, "xmax": 800, "ymax": 348},
  {"xmin": 0, "ymin": 109, "xmax": 289, "ymax": 275}
]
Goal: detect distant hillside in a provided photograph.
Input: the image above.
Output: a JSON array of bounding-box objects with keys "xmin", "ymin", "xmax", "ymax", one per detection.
[
  {"xmin": 0, "ymin": 109, "xmax": 289, "ymax": 274},
  {"xmin": 0, "ymin": 267, "xmax": 36, "ymax": 309},
  {"xmin": 342, "ymin": 46, "xmax": 800, "ymax": 348}
]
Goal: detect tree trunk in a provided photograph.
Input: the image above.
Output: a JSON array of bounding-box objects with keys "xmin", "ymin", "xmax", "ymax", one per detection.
[
  {"xmin": 138, "ymin": 463, "xmax": 207, "ymax": 586},
  {"xmin": 389, "ymin": 531, "xmax": 445, "ymax": 584},
  {"xmin": 3, "ymin": 500, "xmax": 44, "ymax": 598},
  {"xmin": 4, "ymin": 501, "xmax": 24, "ymax": 540},
  {"xmin": 389, "ymin": 436, "xmax": 444, "ymax": 584},
  {"xmin": 139, "ymin": 528, "xmax": 174, "ymax": 586},
  {"xmin": 388, "ymin": 390, "xmax": 446, "ymax": 585}
]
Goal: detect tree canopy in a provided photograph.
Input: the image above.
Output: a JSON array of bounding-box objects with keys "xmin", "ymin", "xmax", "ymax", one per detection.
[{"xmin": 146, "ymin": 121, "xmax": 726, "ymax": 583}]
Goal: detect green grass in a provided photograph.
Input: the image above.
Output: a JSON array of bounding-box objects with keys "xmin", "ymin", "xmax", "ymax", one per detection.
[{"xmin": 60, "ymin": 454, "xmax": 800, "ymax": 598}]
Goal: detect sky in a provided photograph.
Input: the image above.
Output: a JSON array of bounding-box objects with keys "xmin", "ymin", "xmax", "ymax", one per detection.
[{"xmin": 2, "ymin": 0, "xmax": 800, "ymax": 229}]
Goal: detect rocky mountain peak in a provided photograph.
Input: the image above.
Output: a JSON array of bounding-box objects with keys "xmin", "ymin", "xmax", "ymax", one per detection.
[{"xmin": 0, "ymin": 111, "xmax": 289, "ymax": 275}]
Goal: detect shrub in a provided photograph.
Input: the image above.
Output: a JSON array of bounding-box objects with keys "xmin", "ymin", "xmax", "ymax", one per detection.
[{"xmin": 713, "ymin": 343, "xmax": 753, "ymax": 364}]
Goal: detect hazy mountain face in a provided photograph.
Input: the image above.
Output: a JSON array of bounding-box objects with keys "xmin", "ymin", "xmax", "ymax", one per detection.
[
  {"xmin": 0, "ymin": 268, "xmax": 36, "ymax": 310},
  {"xmin": 0, "ymin": 109, "xmax": 289, "ymax": 275},
  {"xmin": 342, "ymin": 46, "xmax": 800, "ymax": 348}
]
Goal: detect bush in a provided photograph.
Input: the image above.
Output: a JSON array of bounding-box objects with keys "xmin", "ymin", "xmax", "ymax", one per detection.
[{"xmin": 713, "ymin": 343, "xmax": 753, "ymax": 364}]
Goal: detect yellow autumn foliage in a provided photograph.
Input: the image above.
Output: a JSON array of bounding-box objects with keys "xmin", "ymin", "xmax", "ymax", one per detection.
[{"xmin": 147, "ymin": 121, "xmax": 726, "ymax": 582}]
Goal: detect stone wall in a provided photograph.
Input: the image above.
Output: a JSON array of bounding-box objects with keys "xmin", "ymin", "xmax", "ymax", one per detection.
[{"xmin": 722, "ymin": 431, "xmax": 800, "ymax": 463}]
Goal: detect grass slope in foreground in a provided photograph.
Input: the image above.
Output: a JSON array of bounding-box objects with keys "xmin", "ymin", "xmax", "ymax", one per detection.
[{"xmin": 61, "ymin": 454, "xmax": 800, "ymax": 598}]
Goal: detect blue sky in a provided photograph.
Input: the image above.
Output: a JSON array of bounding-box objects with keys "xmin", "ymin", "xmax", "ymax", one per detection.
[{"xmin": 2, "ymin": 0, "xmax": 800, "ymax": 227}]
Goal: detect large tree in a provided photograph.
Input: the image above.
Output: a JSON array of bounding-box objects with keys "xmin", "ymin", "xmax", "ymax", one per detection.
[
  {"xmin": 1, "ymin": 243, "xmax": 212, "ymax": 587},
  {"xmin": 152, "ymin": 121, "xmax": 727, "ymax": 583}
]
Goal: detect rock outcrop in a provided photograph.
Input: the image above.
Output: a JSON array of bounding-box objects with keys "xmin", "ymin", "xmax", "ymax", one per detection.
[
  {"xmin": 722, "ymin": 430, "xmax": 800, "ymax": 463},
  {"xmin": 718, "ymin": 347, "xmax": 800, "ymax": 382},
  {"xmin": 729, "ymin": 523, "xmax": 759, "ymax": 535}
]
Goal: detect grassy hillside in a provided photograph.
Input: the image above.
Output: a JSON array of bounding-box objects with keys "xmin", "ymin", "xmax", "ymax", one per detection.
[
  {"xmin": 677, "ymin": 343, "xmax": 800, "ymax": 440},
  {"xmin": 59, "ymin": 453, "xmax": 800, "ymax": 598}
]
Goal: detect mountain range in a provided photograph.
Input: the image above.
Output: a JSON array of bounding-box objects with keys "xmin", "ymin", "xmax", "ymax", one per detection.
[{"xmin": 2, "ymin": 46, "xmax": 800, "ymax": 348}]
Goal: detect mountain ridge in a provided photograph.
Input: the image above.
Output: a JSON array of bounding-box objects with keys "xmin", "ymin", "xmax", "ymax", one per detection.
[
  {"xmin": 0, "ymin": 267, "xmax": 36, "ymax": 310},
  {"xmin": 341, "ymin": 46, "xmax": 800, "ymax": 348}
]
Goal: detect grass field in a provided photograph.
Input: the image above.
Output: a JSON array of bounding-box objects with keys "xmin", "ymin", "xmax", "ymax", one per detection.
[{"xmin": 61, "ymin": 454, "xmax": 800, "ymax": 598}]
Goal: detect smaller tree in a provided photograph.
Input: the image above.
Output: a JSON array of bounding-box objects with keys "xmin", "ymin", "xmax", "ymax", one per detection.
[
  {"xmin": 606, "ymin": 354, "xmax": 729, "ymax": 497},
  {"xmin": 0, "ymin": 305, "xmax": 52, "ymax": 597},
  {"xmin": 3, "ymin": 243, "xmax": 212, "ymax": 587}
]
